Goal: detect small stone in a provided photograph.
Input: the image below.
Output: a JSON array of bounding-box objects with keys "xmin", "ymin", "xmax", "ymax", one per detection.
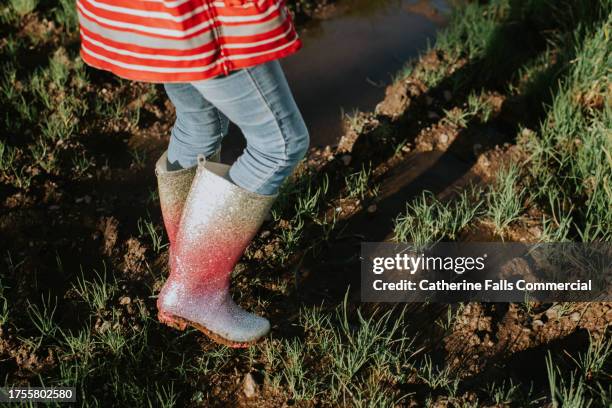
[
  {"xmin": 341, "ymin": 154, "xmax": 352, "ymax": 166},
  {"xmin": 443, "ymin": 90, "xmax": 452, "ymax": 101},
  {"xmin": 570, "ymin": 312, "xmax": 581, "ymax": 322},
  {"xmin": 243, "ymin": 373, "xmax": 257, "ymax": 398},
  {"xmin": 545, "ymin": 308, "xmax": 558, "ymax": 320},
  {"xmin": 401, "ymin": 144, "xmax": 411, "ymax": 153},
  {"xmin": 98, "ymin": 321, "xmax": 111, "ymax": 333},
  {"xmin": 521, "ymin": 128, "xmax": 535, "ymax": 137},
  {"xmin": 532, "ymin": 319, "xmax": 544, "ymax": 328},
  {"xmin": 438, "ymin": 133, "xmax": 449, "ymax": 144},
  {"xmin": 367, "ymin": 204, "xmax": 377, "ymax": 214},
  {"xmin": 260, "ymin": 230, "xmax": 271, "ymax": 239},
  {"xmin": 119, "ymin": 296, "xmax": 131, "ymax": 305}
]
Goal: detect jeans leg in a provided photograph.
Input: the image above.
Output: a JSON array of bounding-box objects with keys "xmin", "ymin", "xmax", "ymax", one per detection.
[
  {"xmin": 164, "ymin": 83, "xmax": 229, "ymax": 168},
  {"xmin": 190, "ymin": 61, "xmax": 309, "ymax": 195}
]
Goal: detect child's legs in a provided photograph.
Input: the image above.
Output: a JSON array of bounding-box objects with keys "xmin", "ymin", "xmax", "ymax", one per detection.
[
  {"xmin": 190, "ymin": 61, "xmax": 309, "ymax": 196},
  {"xmin": 164, "ymin": 83, "xmax": 229, "ymax": 168}
]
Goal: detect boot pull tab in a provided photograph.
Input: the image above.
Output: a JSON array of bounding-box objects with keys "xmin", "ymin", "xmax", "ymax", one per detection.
[{"xmin": 197, "ymin": 154, "xmax": 207, "ymax": 166}]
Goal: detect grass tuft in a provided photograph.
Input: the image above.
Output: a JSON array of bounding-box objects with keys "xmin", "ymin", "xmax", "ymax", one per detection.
[{"xmin": 394, "ymin": 187, "xmax": 483, "ymax": 246}]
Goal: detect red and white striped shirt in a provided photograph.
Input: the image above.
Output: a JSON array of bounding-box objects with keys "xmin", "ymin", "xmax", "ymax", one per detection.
[{"xmin": 77, "ymin": 0, "xmax": 301, "ymax": 82}]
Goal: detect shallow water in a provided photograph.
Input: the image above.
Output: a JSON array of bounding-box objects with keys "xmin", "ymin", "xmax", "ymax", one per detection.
[
  {"xmin": 222, "ymin": 0, "xmax": 448, "ymax": 157},
  {"xmin": 284, "ymin": 0, "xmax": 448, "ymax": 146}
]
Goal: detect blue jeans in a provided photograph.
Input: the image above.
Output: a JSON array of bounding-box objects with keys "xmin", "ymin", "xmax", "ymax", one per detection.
[{"xmin": 164, "ymin": 61, "xmax": 309, "ymax": 196}]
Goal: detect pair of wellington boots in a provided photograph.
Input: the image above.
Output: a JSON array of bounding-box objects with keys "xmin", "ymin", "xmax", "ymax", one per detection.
[{"xmin": 155, "ymin": 151, "xmax": 274, "ymax": 347}]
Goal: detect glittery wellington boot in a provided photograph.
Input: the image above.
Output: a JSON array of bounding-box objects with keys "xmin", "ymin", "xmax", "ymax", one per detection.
[
  {"xmin": 155, "ymin": 150, "xmax": 220, "ymax": 273},
  {"xmin": 157, "ymin": 156, "xmax": 275, "ymax": 347}
]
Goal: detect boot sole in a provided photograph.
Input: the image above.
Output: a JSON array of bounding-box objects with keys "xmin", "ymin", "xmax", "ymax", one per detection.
[{"xmin": 158, "ymin": 310, "xmax": 259, "ymax": 348}]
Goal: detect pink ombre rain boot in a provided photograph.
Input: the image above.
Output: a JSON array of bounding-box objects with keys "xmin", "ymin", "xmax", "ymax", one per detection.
[
  {"xmin": 157, "ymin": 156, "xmax": 275, "ymax": 347},
  {"xmin": 155, "ymin": 150, "xmax": 220, "ymax": 273}
]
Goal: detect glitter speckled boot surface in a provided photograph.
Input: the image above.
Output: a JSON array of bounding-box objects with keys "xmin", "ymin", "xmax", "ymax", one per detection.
[
  {"xmin": 155, "ymin": 151, "xmax": 196, "ymax": 247},
  {"xmin": 156, "ymin": 150, "xmax": 221, "ymax": 274},
  {"xmin": 157, "ymin": 156, "xmax": 276, "ymax": 347}
]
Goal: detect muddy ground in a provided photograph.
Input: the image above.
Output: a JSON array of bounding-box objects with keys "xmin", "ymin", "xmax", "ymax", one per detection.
[{"xmin": 0, "ymin": 0, "xmax": 610, "ymax": 406}]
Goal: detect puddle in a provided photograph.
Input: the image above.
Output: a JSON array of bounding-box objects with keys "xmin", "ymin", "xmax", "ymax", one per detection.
[{"xmin": 222, "ymin": 0, "xmax": 449, "ymax": 158}]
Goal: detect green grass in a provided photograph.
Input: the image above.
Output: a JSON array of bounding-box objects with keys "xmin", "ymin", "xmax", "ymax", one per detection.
[
  {"xmin": 416, "ymin": 354, "xmax": 455, "ymax": 390},
  {"xmin": 54, "ymin": 0, "xmax": 78, "ymax": 32},
  {"xmin": 522, "ymin": 11, "xmax": 612, "ymax": 241},
  {"xmin": 266, "ymin": 170, "xmax": 334, "ymax": 265},
  {"xmin": 137, "ymin": 216, "xmax": 166, "ymax": 254},
  {"xmin": 345, "ymin": 163, "xmax": 377, "ymax": 201},
  {"xmin": 9, "ymin": 0, "xmax": 38, "ymax": 16},
  {"xmin": 263, "ymin": 299, "xmax": 419, "ymax": 405},
  {"xmin": 546, "ymin": 352, "xmax": 590, "ymax": 408},
  {"xmin": 466, "ymin": 90, "xmax": 495, "ymax": 122},
  {"xmin": 73, "ymin": 267, "xmax": 117, "ymax": 313},
  {"xmin": 27, "ymin": 294, "xmax": 58, "ymax": 339},
  {"xmin": 486, "ymin": 164, "xmax": 526, "ymax": 235},
  {"xmin": 0, "ymin": 0, "xmax": 610, "ymax": 406},
  {"xmin": 393, "ymin": 188, "xmax": 482, "ymax": 246},
  {"xmin": 569, "ymin": 334, "xmax": 612, "ymax": 381},
  {"xmin": 485, "ymin": 379, "xmax": 521, "ymax": 405},
  {"xmin": 392, "ymin": 0, "xmax": 610, "ymax": 244}
]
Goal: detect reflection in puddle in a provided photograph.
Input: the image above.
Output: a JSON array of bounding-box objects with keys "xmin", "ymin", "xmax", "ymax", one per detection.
[{"xmin": 223, "ymin": 0, "xmax": 449, "ymax": 157}]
